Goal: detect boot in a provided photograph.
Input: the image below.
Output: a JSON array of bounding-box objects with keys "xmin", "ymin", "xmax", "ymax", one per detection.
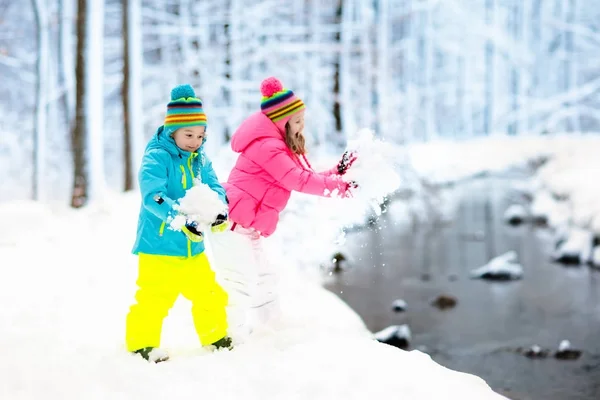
[
  {"xmin": 211, "ymin": 336, "xmax": 233, "ymax": 350},
  {"xmin": 133, "ymin": 347, "xmax": 169, "ymax": 363}
]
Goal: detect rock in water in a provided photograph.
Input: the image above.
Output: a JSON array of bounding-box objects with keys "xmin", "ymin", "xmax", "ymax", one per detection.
[
  {"xmin": 331, "ymin": 252, "xmax": 348, "ymax": 273},
  {"xmin": 374, "ymin": 324, "xmax": 411, "ymax": 349},
  {"xmin": 521, "ymin": 345, "xmax": 549, "ymax": 359},
  {"xmin": 503, "ymin": 204, "xmax": 528, "ymax": 225},
  {"xmin": 554, "ymin": 340, "xmax": 582, "ymax": 360},
  {"xmin": 391, "ymin": 299, "xmax": 407, "ymax": 313},
  {"xmin": 552, "ymin": 228, "xmax": 594, "ymax": 265},
  {"xmin": 470, "ymin": 251, "xmax": 523, "ymax": 281},
  {"xmin": 431, "ymin": 295, "xmax": 457, "ymax": 310},
  {"xmin": 591, "ymin": 246, "xmax": 600, "ymax": 270}
]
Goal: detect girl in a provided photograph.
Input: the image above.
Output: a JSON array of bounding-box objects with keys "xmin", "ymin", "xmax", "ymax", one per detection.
[
  {"xmin": 126, "ymin": 84, "xmax": 232, "ymax": 363},
  {"xmin": 209, "ymin": 77, "xmax": 356, "ymax": 341}
]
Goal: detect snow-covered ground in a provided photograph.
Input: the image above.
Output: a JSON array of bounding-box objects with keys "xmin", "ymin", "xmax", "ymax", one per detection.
[
  {"xmin": 4, "ymin": 132, "xmax": 600, "ymax": 399},
  {"xmin": 0, "ymin": 136, "xmax": 514, "ymax": 399},
  {"xmin": 0, "ymin": 196, "xmax": 508, "ymax": 399},
  {"xmin": 532, "ymin": 136, "xmax": 600, "ymax": 235}
]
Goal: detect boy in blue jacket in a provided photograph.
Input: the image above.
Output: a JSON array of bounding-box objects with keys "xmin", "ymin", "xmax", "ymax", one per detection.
[{"xmin": 126, "ymin": 84, "xmax": 231, "ymax": 363}]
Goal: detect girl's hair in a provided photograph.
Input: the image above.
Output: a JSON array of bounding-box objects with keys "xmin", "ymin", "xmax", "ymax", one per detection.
[{"xmin": 285, "ymin": 122, "xmax": 306, "ymax": 155}]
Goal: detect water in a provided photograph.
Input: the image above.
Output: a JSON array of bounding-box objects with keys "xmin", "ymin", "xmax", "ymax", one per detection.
[{"xmin": 324, "ymin": 177, "xmax": 600, "ymax": 400}]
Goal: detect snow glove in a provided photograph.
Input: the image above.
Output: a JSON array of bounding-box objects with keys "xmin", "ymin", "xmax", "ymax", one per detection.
[
  {"xmin": 182, "ymin": 213, "xmax": 229, "ymax": 240},
  {"xmin": 211, "ymin": 213, "xmax": 229, "ymax": 233},
  {"xmin": 337, "ymin": 151, "xmax": 357, "ymax": 175},
  {"xmin": 339, "ymin": 180, "xmax": 358, "ymax": 198},
  {"xmin": 182, "ymin": 220, "xmax": 204, "ymax": 242}
]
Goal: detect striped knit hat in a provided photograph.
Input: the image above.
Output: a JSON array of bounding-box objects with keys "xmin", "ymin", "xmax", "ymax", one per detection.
[
  {"xmin": 260, "ymin": 77, "xmax": 305, "ymax": 132},
  {"xmin": 164, "ymin": 84, "xmax": 207, "ymax": 133}
]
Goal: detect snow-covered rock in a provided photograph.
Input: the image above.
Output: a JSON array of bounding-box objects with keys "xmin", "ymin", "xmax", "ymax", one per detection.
[
  {"xmin": 330, "ymin": 251, "xmax": 349, "ymax": 273},
  {"xmin": 552, "ymin": 228, "xmax": 594, "ymax": 265},
  {"xmin": 554, "ymin": 340, "xmax": 582, "ymax": 360},
  {"xmin": 591, "ymin": 246, "xmax": 600, "ymax": 269},
  {"xmin": 528, "ymin": 188, "xmax": 571, "ymax": 229},
  {"xmin": 391, "ymin": 299, "xmax": 408, "ymax": 313},
  {"xmin": 521, "ymin": 344, "xmax": 549, "ymax": 359},
  {"xmin": 558, "ymin": 340, "xmax": 571, "ymax": 352},
  {"xmin": 470, "ymin": 251, "xmax": 524, "ymax": 280},
  {"xmin": 532, "ymin": 136, "xmax": 600, "ymax": 236},
  {"xmin": 374, "ymin": 324, "xmax": 412, "ymax": 349},
  {"xmin": 503, "ymin": 204, "xmax": 528, "ymax": 225}
]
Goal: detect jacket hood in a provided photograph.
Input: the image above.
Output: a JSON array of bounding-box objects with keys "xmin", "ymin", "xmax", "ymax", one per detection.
[
  {"xmin": 231, "ymin": 111, "xmax": 284, "ymax": 153},
  {"xmin": 146, "ymin": 125, "xmax": 205, "ymax": 157}
]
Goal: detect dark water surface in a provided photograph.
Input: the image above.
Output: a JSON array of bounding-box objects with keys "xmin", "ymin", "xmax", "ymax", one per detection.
[{"xmin": 325, "ymin": 177, "xmax": 600, "ymax": 400}]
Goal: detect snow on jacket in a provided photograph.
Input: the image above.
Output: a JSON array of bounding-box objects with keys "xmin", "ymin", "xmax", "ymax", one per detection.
[
  {"xmin": 132, "ymin": 125, "xmax": 227, "ymax": 257},
  {"xmin": 224, "ymin": 111, "xmax": 347, "ymax": 237}
]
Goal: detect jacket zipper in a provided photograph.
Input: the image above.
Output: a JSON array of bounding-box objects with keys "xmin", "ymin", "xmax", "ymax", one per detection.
[{"xmin": 158, "ymin": 157, "xmax": 190, "ymax": 238}]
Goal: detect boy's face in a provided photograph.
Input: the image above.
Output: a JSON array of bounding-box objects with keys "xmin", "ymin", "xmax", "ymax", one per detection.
[
  {"xmin": 288, "ymin": 111, "xmax": 305, "ymax": 138},
  {"xmin": 172, "ymin": 125, "xmax": 206, "ymax": 152}
]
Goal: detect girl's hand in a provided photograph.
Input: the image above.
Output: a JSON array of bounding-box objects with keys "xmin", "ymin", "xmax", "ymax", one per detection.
[
  {"xmin": 337, "ymin": 151, "xmax": 357, "ymax": 175},
  {"xmin": 340, "ymin": 180, "xmax": 358, "ymax": 198}
]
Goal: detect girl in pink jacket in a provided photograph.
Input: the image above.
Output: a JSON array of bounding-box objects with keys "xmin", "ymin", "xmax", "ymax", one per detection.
[{"xmin": 209, "ymin": 77, "xmax": 356, "ymax": 342}]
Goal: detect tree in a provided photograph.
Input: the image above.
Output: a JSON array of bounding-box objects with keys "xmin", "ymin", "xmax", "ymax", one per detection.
[
  {"xmin": 31, "ymin": 0, "xmax": 49, "ymax": 201},
  {"xmin": 332, "ymin": 0, "xmax": 343, "ymax": 134},
  {"xmin": 71, "ymin": 0, "xmax": 87, "ymax": 208},
  {"xmin": 122, "ymin": 0, "xmax": 144, "ymax": 191},
  {"xmin": 58, "ymin": 0, "xmax": 75, "ymax": 131},
  {"xmin": 71, "ymin": 0, "xmax": 105, "ymax": 208},
  {"xmin": 484, "ymin": 0, "xmax": 497, "ymax": 135}
]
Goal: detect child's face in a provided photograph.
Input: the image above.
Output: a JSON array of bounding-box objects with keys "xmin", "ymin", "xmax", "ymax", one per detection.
[
  {"xmin": 288, "ymin": 111, "xmax": 305, "ymax": 138},
  {"xmin": 172, "ymin": 126, "xmax": 206, "ymax": 152}
]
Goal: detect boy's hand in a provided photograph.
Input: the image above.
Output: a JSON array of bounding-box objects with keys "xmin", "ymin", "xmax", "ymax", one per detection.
[
  {"xmin": 211, "ymin": 213, "xmax": 229, "ymax": 233},
  {"xmin": 182, "ymin": 220, "xmax": 204, "ymax": 242}
]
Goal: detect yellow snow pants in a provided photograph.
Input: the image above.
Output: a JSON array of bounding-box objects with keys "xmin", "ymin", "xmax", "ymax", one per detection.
[{"xmin": 125, "ymin": 252, "xmax": 228, "ymax": 352}]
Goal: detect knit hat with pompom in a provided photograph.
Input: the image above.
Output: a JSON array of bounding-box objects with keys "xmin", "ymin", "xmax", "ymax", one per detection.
[
  {"xmin": 164, "ymin": 84, "xmax": 207, "ymax": 133},
  {"xmin": 260, "ymin": 77, "xmax": 305, "ymax": 132}
]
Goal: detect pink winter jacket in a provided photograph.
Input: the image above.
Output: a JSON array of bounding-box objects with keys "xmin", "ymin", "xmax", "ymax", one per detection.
[{"xmin": 224, "ymin": 111, "xmax": 348, "ymax": 237}]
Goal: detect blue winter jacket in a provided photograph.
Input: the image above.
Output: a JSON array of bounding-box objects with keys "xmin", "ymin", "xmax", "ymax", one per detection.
[{"xmin": 132, "ymin": 125, "xmax": 227, "ymax": 257}]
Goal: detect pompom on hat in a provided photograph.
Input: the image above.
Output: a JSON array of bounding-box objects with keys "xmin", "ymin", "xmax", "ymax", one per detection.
[
  {"xmin": 164, "ymin": 84, "xmax": 207, "ymax": 133},
  {"xmin": 260, "ymin": 77, "xmax": 305, "ymax": 132}
]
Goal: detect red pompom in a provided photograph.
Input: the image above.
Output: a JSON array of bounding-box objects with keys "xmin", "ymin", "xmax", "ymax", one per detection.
[{"xmin": 260, "ymin": 77, "xmax": 283, "ymax": 97}]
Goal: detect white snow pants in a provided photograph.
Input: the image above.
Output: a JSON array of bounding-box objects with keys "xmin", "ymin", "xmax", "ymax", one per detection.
[{"xmin": 206, "ymin": 223, "xmax": 281, "ymax": 342}]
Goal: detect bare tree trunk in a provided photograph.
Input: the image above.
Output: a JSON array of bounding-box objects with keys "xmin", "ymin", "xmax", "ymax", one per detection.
[
  {"xmin": 332, "ymin": 0, "xmax": 342, "ymax": 133},
  {"xmin": 340, "ymin": 0, "xmax": 356, "ymax": 135},
  {"xmin": 376, "ymin": 0, "xmax": 390, "ymax": 139},
  {"xmin": 122, "ymin": 0, "xmax": 133, "ymax": 191},
  {"xmin": 71, "ymin": 0, "xmax": 87, "ymax": 208},
  {"xmin": 122, "ymin": 0, "xmax": 144, "ymax": 191},
  {"xmin": 519, "ymin": 0, "xmax": 532, "ymax": 133},
  {"xmin": 422, "ymin": 5, "xmax": 435, "ymax": 140},
  {"xmin": 566, "ymin": 0, "xmax": 581, "ymax": 131},
  {"xmin": 58, "ymin": 0, "xmax": 75, "ymax": 129},
  {"xmin": 31, "ymin": 0, "xmax": 49, "ymax": 201},
  {"xmin": 508, "ymin": 0, "xmax": 520, "ymax": 135},
  {"xmin": 484, "ymin": 0, "xmax": 497, "ymax": 135}
]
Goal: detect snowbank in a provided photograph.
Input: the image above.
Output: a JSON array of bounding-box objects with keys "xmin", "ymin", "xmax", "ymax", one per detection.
[
  {"xmin": 407, "ymin": 135, "xmax": 553, "ymax": 184},
  {"xmin": 0, "ymin": 191, "xmax": 507, "ymax": 399},
  {"xmin": 407, "ymin": 134, "xmax": 600, "ymax": 244},
  {"xmin": 533, "ymin": 135, "xmax": 600, "ymax": 234}
]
